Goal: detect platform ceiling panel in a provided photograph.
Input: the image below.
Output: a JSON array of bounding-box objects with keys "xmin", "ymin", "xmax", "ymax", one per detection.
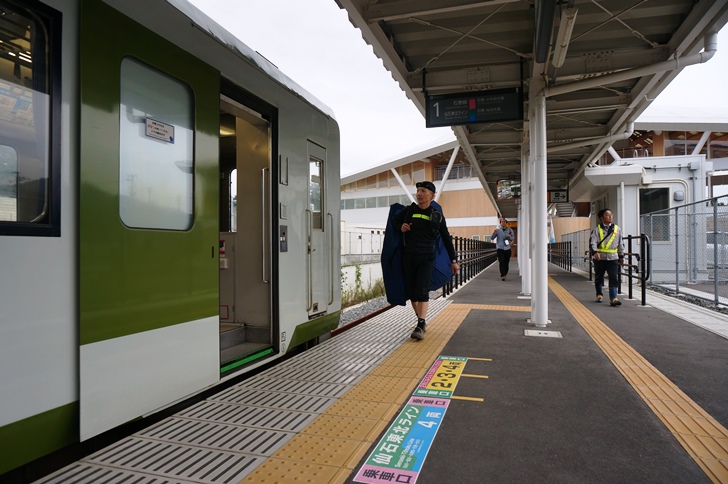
[{"xmin": 336, "ymin": 0, "xmax": 728, "ymax": 219}]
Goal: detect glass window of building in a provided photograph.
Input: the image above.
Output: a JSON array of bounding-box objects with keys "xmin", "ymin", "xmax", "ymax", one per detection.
[
  {"xmin": 710, "ymin": 134, "xmax": 728, "ymax": 159},
  {"xmin": 639, "ymin": 188, "xmax": 670, "ymax": 242},
  {"xmin": 413, "ymin": 161, "xmax": 425, "ymax": 183},
  {"xmin": 664, "ymin": 131, "xmax": 686, "ymax": 157},
  {"xmin": 365, "ymin": 175, "xmax": 376, "ymax": 190},
  {"xmin": 398, "ymin": 164, "xmax": 412, "ymax": 185}
]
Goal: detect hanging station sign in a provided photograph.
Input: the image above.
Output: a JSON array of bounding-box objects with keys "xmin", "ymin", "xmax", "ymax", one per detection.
[{"xmin": 425, "ymin": 87, "xmax": 523, "ymax": 128}]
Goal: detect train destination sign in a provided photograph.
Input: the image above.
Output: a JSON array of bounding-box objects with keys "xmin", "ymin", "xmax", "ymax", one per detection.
[{"xmin": 425, "ymin": 88, "xmax": 523, "ymax": 128}]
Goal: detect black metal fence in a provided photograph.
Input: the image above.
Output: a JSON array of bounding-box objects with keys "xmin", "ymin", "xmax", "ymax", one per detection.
[
  {"xmin": 442, "ymin": 237, "xmax": 498, "ymax": 296},
  {"xmin": 548, "ymin": 241, "xmax": 572, "ymax": 271}
]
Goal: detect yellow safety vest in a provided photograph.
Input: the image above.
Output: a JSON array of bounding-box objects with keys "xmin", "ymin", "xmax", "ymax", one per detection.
[
  {"xmin": 597, "ymin": 224, "xmax": 619, "ymax": 253},
  {"xmin": 412, "ymin": 213, "xmax": 431, "ymax": 221}
]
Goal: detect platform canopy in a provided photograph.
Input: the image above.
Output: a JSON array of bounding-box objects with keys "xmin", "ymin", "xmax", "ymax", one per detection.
[{"xmin": 335, "ymin": 0, "xmax": 728, "ymax": 220}]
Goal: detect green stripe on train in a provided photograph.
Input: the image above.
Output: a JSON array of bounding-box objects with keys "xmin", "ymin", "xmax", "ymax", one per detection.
[
  {"xmin": 0, "ymin": 403, "xmax": 78, "ymax": 475},
  {"xmin": 287, "ymin": 311, "xmax": 341, "ymax": 351}
]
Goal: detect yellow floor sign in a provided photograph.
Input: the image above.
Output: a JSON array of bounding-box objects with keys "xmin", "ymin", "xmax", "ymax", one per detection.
[{"xmin": 413, "ymin": 356, "xmax": 467, "ymax": 398}]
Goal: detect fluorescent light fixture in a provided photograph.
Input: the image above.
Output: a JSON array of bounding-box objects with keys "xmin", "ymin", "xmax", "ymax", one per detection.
[{"xmin": 553, "ymin": 8, "xmax": 577, "ymax": 68}]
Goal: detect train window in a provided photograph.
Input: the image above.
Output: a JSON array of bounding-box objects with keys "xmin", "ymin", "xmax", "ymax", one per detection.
[
  {"xmin": 309, "ymin": 158, "xmax": 323, "ymax": 229},
  {"xmin": 119, "ymin": 57, "xmax": 193, "ymax": 230},
  {"xmin": 0, "ymin": 145, "xmax": 18, "ymax": 220},
  {"xmin": 0, "ymin": 0, "xmax": 61, "ymax": 236}
]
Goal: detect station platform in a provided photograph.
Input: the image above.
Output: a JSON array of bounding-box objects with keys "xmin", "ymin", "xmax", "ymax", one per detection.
[{"xmin": 38, "ymin": 264, "xmax": 728, "ymax": 483}]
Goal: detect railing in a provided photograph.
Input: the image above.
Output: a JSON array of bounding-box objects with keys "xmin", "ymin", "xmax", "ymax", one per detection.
[
  {"xmin": 548, "ymin": 241, "xmax": 572, "ymax": 271},
  {"xmin": 442, "ymin": 237, "xmax": 498, "ymax": 297},
  {"xmin": 623, "ymin": 234, "xmax": 651, "ymax": 306}
]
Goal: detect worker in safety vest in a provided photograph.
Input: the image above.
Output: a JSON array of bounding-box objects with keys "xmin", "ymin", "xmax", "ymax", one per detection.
[{"xmin": 589, "ymin": 208, "xmax": 625, "ymax": 306}]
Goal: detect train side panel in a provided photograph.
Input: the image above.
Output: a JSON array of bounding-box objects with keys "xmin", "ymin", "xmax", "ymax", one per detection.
[
  {"xmin": 0, "ymin": 0, "xmax": 79, "ymax": 474},
  {"xmin": 77, "ymin": 0, "xmax": 221, "ymax": 439}
]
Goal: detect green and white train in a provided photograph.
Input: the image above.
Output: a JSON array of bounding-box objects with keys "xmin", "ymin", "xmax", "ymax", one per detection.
[{"xmin": 0, "ymin": 0, "xmax": 341, "ymax": 475}]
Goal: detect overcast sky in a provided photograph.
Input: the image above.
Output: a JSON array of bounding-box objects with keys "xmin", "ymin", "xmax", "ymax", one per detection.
[{"xmin": 188, "ymin": 0, "xmax": 727, "ymax": 177}]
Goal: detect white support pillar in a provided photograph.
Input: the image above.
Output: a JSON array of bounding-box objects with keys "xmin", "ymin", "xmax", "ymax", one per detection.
[
  {"xmin": 391, "ymin": 168, "xmax": 415, "ymax": 204},
  {"xmin": 520, "ymin": 146, "xmax": 531, "ymax": 296},
  {"xmin": 435, "ymin": 146, "xmax": 460, "ymax": 203},
  {"xmin": 608, "ymin": 146, "xmax": 621, "ymax": 162},
  {"xmin": 532, "ymin": 91, "xmax": 549, "ymax": 327}
]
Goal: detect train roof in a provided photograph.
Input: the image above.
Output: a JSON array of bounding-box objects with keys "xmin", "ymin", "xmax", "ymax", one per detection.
[{"xmin": 168, "ymin": 0, "xmax": 336, "ymax": 121}]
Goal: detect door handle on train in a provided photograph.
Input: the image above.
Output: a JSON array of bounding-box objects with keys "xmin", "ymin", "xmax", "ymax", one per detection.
[{"xmin": 262, "ymin": 167, "xmax": 269, "ymax": 283}]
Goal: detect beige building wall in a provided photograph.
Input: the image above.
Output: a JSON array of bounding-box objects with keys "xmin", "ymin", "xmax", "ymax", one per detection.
[{"xmin": 552, "ymin": 217, "xmax": 591, "ymax": 241}]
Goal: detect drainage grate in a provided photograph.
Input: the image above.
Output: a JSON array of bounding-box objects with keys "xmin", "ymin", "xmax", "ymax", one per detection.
[
  {"xmin": 83, "ymin": 438, "xmax": 265, "ymax": 483},
  {"xmin": 209, "ymin": 388, "xmax": 336, "ymax": 413},
  {"xmin": 137, "ymin": 418, "xmax": 294, "ymax": 455},
  {"xmin": 176, "ymin": 401, "xmax": 317, "ymax": 432},
  {"xmin": 524, "ymin": 329, "xmax": 563, "ymax": 338},
  {"xmin": 233, "ymin": 377, "xmax": 350, "ymax": 398}
]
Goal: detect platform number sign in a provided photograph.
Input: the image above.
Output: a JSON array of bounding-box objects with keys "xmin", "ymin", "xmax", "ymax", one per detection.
[
  {"xmin": 414, "ymin": 356, "xmax": 467, "ymax": 398},
  {"xmin": 426, "ymin": 88, "xmax": 523, "ymax": 128}
]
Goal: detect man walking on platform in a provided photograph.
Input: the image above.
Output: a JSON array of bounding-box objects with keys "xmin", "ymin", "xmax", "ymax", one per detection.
[
  {"xmin": 393, "ymin": 181, "xmax": 459, "ymax": 341},
  {"xmin": 589, "ymin": 209, "xmax": 625, "ymax": 306},
  {"xmin": 491, "ymin": 218, "xmax": 514, "ymax": 281}
]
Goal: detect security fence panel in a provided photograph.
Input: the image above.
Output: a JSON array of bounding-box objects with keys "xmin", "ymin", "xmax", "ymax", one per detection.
[{"xmin": 638, "ymin": 196, "xmax": 728, "ymax": 307}]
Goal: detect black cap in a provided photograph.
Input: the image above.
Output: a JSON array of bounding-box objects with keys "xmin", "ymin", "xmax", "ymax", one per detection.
[{"xmin": 416, "ymin": 181, "xmax": 436, "ymax": 193}]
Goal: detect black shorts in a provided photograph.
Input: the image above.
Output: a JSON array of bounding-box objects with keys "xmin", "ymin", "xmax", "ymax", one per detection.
[{"xmin": 403, "ymin": 251, "xmax": 435, "ymax": 302}]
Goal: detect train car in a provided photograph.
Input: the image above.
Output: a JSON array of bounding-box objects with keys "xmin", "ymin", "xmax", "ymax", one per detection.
[{"xmin": 0, "ymin": 0, "xmax": 341, "ymax": 475}]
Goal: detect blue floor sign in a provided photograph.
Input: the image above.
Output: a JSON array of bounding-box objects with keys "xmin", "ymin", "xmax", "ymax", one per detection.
[
  {"xmin": 354, "ymin": 396, "xmax": 450, "ymax": 483},
  {"xmin": 355, "ymin": 356, "xmax": 468, "ymax": 483}
]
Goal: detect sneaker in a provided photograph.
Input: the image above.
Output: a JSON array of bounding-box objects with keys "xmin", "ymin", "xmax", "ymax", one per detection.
[
  {"xmin": 610, "ymin": 298, "xmax": 622, "ymax": 306},
  {"xmin": 596, "ymin": 295, "xmax": 603, "ymax": 303},
  {"xmin": 501, "ymin": 276, "xmax": 506, "ymax": 281},
  {"xmin": 410, "ymin": 326, "xmax": 424, "ymax": 340}
]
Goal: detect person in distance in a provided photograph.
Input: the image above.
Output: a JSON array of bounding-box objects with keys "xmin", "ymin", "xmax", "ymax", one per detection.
[{"xmin": 491, "ymin": 217, "xmax": 514, "ymax": 281}]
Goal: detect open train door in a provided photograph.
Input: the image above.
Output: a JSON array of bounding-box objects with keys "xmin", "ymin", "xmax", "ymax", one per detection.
[{"xmin": 77, "ymin": 0, "xmax": 220, "ymax": 439}]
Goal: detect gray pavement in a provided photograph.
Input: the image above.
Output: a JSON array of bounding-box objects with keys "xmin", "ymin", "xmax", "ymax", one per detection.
[{"xmin": 415, "ymin": 262, "xmax": 727, "ymax": 483}]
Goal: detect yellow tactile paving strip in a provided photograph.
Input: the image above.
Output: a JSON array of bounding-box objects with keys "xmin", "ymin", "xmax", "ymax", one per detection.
[
  {"xmin": 549, "ymin": 276, "xmax": 728, "ymax": 484},
  {"xmin": 242, "ymin": 303, "xmax": 474, "ymax": 483}
]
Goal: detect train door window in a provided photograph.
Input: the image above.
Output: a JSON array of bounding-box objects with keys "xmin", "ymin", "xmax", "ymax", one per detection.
[
  {"xmin": 309, "ymin": 157, "xmax": 323, "ymax": 229},
  {"xmin": 0, "ymin": 0, "xmax": 61, "ymax": 235},
  {"xmin": 229, "ymin": 168, "xmax": 237, "ymax": 232},
  {"xmin": 119, "ymin": 57, "xmax": 193, "ymax": 230}
]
